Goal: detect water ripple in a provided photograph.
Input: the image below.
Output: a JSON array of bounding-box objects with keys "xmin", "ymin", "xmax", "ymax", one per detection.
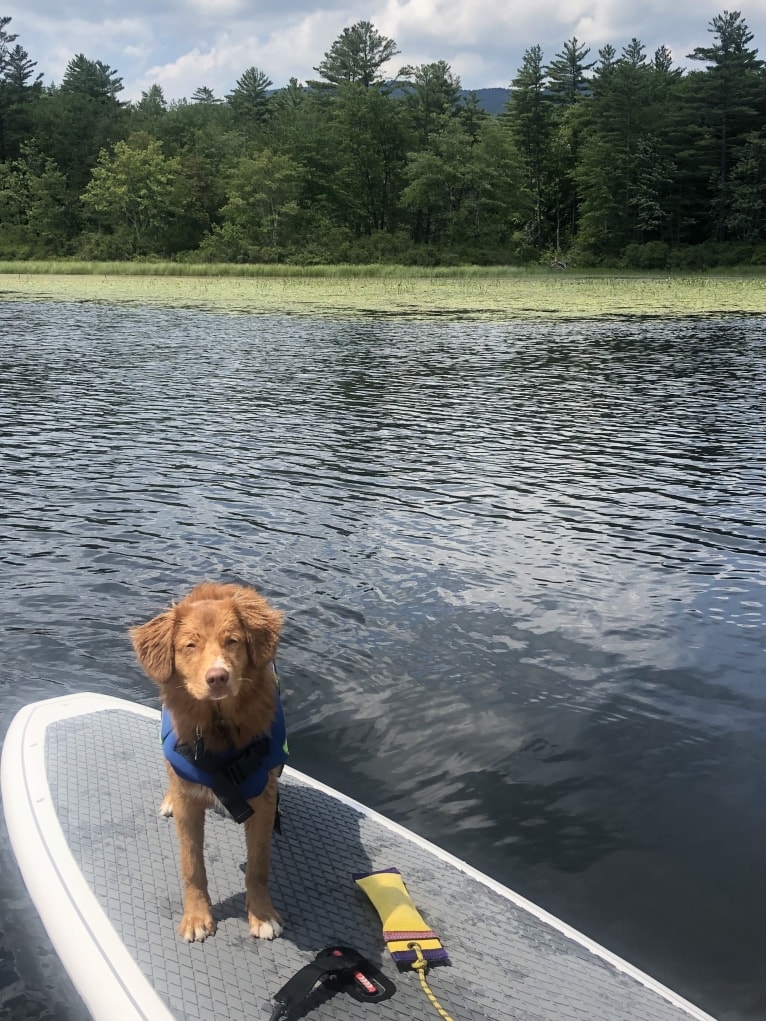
[{"xmin": 1, "ymin": 303, "xmax": 766, "ymax": 1019}]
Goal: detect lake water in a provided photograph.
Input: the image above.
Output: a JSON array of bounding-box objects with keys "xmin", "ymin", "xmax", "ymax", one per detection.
[{"xmin": 1, "ymin": 299, "xmax": 765, "ymax": 1021}]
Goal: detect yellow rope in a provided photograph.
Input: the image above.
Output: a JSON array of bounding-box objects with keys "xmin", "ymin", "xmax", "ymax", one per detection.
[{"xmin": 408, "ymin": 943, "xmax": 455, "ymax": 1021}]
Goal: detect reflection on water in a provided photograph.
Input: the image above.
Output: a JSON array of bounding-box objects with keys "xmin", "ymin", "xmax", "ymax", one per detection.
[{"xmin": 1, "ymin": 302, "xmax": 765, "ymax": 1020}]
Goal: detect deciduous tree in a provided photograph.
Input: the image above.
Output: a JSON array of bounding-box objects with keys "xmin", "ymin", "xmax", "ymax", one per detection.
[
  {"xmin": 330, "ymin": 83, "xmax": 408, "ymax": 234},
  {"xmin": 81, "ymin": 132, "xmax": 185, "ymax": 255},
  {"xmin": 209, "ymin": 147, "xmax": 302, "ymax": 257},
  {"xmin": 726, "ymin": 131, "xmax": 766, "ymax": 241},
  {"xmin": 0, "ymin": 142, "xmax": 73, "ymax": 255},
  {"xmin": 402, "ymin": 117, "xmax": 528, "ymax": 255}
]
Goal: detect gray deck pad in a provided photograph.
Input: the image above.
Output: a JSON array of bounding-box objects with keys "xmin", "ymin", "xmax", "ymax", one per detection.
[{"xmin": 43, "ymin": 702, "xmax": 713, "ymax": 1021}]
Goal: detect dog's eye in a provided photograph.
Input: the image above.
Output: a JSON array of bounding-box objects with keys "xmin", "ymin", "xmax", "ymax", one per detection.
[
  {"xmin": 225, "ymin": 636, "xmax": 240, "ymax": 646},
  {"xmin": 184, "ymin": 641, "xmax": 196, "ymax": 650}
]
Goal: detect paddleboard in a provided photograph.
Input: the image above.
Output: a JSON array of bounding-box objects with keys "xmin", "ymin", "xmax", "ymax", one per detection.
[{"xmin": 1, "ymin": 693, "xmax": 717, "ymax": 1021}]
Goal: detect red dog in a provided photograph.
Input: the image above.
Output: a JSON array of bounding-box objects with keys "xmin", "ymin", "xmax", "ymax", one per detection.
[{"xmin": 131, "ymin": 582, "xmax": 286, "ymax": 942}]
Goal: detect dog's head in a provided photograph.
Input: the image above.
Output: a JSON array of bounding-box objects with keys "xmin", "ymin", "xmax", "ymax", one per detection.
[{"xmin": 130, "ymin": 583, "xmax": 283, "ymax": 702}]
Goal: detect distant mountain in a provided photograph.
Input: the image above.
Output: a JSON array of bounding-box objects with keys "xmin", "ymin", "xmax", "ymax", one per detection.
[
  {"xmin": 464, "ymin": 88, "xmax": 510, "ymax": 115},
  {"xmin": 271, "ymin": 84, "xmax": 511, "ymax": 115}
]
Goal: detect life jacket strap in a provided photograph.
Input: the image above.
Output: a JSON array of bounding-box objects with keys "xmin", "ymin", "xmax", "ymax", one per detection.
[{"xmin": 174, "ymin": 735, "xmax": 270, "ymax": 824}]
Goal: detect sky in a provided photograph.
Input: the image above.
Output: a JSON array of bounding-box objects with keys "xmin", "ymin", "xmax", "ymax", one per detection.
[{"xmin": 5, "ymin": 1, "xmax": 766, "ymax": 103}]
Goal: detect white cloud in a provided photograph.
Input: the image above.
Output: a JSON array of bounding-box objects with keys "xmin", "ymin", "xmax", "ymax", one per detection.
[
  {"xmin": 137, "ymin": 10, "xmax": 347, "ymax": 99},
  {"xmin": 6, "ymin": 11, "xmax": 157, "ymax": 87},
  {"xmin": 184, "ymin": 0, "xmax": 248, "ymax": 15},
  {"xmin": 4, "ymin": 0, "xmax": 766, "ymax": 101}
]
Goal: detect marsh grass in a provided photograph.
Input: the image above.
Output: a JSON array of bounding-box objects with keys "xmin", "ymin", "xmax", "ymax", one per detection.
[
  {"xmin": 0, "ymin": 261, "xmax": 549, "ymax": 279},
  {"xmin": 1, "ymin": 262, "xmax": 765, "ymax": 319}
]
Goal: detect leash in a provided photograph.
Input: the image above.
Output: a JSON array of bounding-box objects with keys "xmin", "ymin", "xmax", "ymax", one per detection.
[{"xmin": 408, "ymin": 942, "xmax": 456, "ymax": 1021}]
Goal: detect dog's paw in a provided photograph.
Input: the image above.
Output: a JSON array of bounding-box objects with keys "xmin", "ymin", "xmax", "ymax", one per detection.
[
  {"xmin": 178, "ymin": 911, "xmax": 216, "ymax": 942},
  {"xmin": 247, "ymin": 889, "xmax": 283, "ymax": 939},
  {"xmin": 159, "ymin": 794, "xmax": 174, "ymax": 817},
  {"xmin": 248, "ymin": 914, "xmax": 283, "ymax": 940}
]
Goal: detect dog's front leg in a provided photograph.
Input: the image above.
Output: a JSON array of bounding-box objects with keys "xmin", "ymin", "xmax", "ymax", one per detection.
[
  {"xmin": 244, "ymin": 769, "xmax": 283, "ymax": 939},
  {"xmin": 171, "ymin": 781, "xmax": 217, "ymax": 942}
]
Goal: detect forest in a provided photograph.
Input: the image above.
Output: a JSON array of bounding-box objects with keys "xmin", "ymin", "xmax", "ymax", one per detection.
[{"xmin": 0, "ymin": 11, "xmax": 764, "ymax": 268}]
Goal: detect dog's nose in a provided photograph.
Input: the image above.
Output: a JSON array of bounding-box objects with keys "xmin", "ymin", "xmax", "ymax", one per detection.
[{"xmin": 205, "ymin": 666, "xmax": 230, "ymax": 689}]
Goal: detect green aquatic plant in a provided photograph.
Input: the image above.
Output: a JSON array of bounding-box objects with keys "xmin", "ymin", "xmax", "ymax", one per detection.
[{"xmin": 0, "ymin": 266, "xmax": 764, "ymax": 320}]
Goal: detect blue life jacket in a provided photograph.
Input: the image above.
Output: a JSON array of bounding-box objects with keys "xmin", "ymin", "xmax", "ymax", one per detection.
[{"xmin": 161, "ymin": 690, "xmax": 288, "ymax": 811}]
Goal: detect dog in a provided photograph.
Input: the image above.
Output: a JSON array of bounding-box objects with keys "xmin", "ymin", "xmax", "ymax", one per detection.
[{"xmin": 130, "ymin": 582, "xmax": 286, "ymax": 943}]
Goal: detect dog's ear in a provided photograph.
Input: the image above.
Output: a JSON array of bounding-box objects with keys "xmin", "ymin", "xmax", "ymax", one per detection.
[
  {"xmin": 233, "ymin": 589, "xmax": 284, "ymax": 666},
  {"xmin": 130, "ymin": 610, "xmax": 176, "ymax": 685}
]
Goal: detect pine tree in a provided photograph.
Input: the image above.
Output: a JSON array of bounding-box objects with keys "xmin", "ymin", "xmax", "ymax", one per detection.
[
  {"xmin": 543, "ymin": 37, "xmax": 596, "ymax": 253},
  {"xmin": 0, "ymin": 19, "xmax": 42, "ymax": 160},
  {"xmin": 0, "ymin": 15, "xmax": 18, "ymax": 64},
  {"xmin": 227, "ymin": 66, "xmax": 273, "ymax": 126},
  {"xmin": 33, "ymin": 54, "xmax": 127, "ymax": 194},
  {"xmin": 574, "ymin": 38, "xmax": 679, "ymax": 254},
  {"xmin": 311, "ymin": 22, "xmax": 399, "ymax": 90},
  {"xmin": 0, "ymin": 43, "xmax": 42, "ymax": 159},
  {"xmin": 458, "ymin": 91, "xmax": 489, "ymax": 145},
  {"xmin": 61, "ymin": 54, "xmax": 123, "ymax": 101},
  {"xmin": 685, "ymin": 10, "xmax": 764, "ymax": 237},
  {"xmin": 191, "ymin": 86, "xmax": 222, "ymax": 104},
  {"xmin": 504, "ymin": 45, "xmax": 553, "ymax": 248},
  {"xmin": 545, "ymin": 37, "xmax": 595, "ymax": 104},
  {"xmin": 399, "ymin": 60, "xmax": 462, "ymax": 145}
]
